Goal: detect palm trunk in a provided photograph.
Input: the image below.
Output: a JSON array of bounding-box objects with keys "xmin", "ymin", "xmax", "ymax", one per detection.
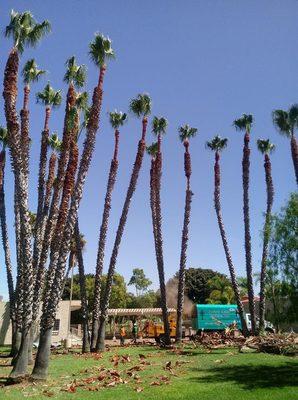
[
  {"xmin": 3, "ymin": 48, "xmax": 34, "ymax": 379},
  {"xmin": 44, "ymin": 152, "xmax": 57, "ymax": 216},
  {"xmin": 176, "ymin": 141, "xmax": 193, "ymax": 343},
  {"xmin": 259, "ymin": 154, "xmax": 274, "ymax": 332},
  {"xmin": 20, "ymin": 85, "xmax": 30, "ymax": 179},
  {"xmin": 91, "ymin": 131, "xmax": 119, "ymax": 350},
  {"xmin": 154, "ymin": 135, "xmax": 171, "ymax": 345},
  {"xmin": 32, "ymin": 65, "xmax": 106, "ymax": 380},
  {"xmin": 214, "ymin": 151, "xmax": 249, "ymax": 336},
  {"xmin": 75, "ymin": 220, "xmax": 90, "ymax": 353},
  {"xmin": 290, "ymin": 135, "xmax": 298, "ymax": 185},
  {"xmin": 96, "ymin": 118, "xmax": 147, "ymax": 351},
  {"xmin": 242, "ymin": 132, "xmax": 256, "ymax": 334}
]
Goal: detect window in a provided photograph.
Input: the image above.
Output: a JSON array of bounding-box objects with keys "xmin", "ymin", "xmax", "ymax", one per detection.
[{"xmin": 53, "ymin": 319, "xmax": 60, "ymax": 334}]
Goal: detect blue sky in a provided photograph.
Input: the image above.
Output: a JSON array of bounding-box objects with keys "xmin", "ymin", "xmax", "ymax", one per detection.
[{"xmin": 0, "ymin": 1, "xmax": 297, "ymax": 299}]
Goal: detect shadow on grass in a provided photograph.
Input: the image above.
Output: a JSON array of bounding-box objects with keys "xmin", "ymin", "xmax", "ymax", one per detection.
[{"xmin": 191, "ymin": 362, "xmax": 298, "ymax": 389}]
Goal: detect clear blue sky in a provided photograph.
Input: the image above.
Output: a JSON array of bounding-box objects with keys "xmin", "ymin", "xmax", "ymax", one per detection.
[{"xmin": 0, "ymin": 1, "xmax": 297, "ymax": 299}]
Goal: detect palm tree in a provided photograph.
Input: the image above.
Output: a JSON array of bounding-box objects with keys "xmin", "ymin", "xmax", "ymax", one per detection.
[
  {"xmin": 151, "ymin": 116, "xmax": 171, "ymax": 345},
  {"xmin": 21, "ymin": 59, "xmax": 45, "ymax": 177},
  {"xmin": 257, "ymin": 139, "xmax": 275, "ymax": 332},
  {"xmin": 176, "ymin": 124, "xmax": 197, "ymax": 343},
  {"xmin": 206, "ymin": 276, "xmax": 235, "ymax": 304},
  {"xmin": 4, "ymin": 10, "xmax": 51, "ymax": 379},
  {"xmin": 91, "ymin": 110, "xmax": 127, "ymax": 350},
  {"xmin": 0, "ymin": 127, "xmax": 17, "ymax": 355},
  {"xmin": 233, "ymin": 114, "xmax": 256, "ymax": 335},
  {"xmin": 32, "ymin": 33, "xmax": 114, "ymax": 380},
  {"xmin": 96, "ymin": 93, "xmax": 151, "ymax": 351},
  {"xmin": 206, "ymin": 135, "xmax": 248, "ymax": 336},
  {"xmin": 272, "ymin": 105, "xmax": 298, "ymax": 185}
]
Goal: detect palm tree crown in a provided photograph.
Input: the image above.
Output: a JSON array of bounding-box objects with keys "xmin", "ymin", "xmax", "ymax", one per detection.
[
  {"xmin": 36, "ymin": 83, "xmax": 62, "ymax": 108},
  {"xmin": 272, "ymin": 105, "xmax": 298, "ymax": 137},
  {"xmin": 48, "ymin": 133, "xmax": 61, "ymax": 152},
  {"xmin": 109, "ymin": 111, "xmax": 127, "ymax": 129},
  {"xmin": 64, "ymin": 56, "xmax": 87, "ymax": 88},
  {"xmin": 129, "ymin": 94, "xmax": 152, "ymax": 118},
  {"xmin": 0, "ymin": 127, "xmax": 8, "ymax": 149},
  {"xmin": 152, "ymin": 116, "xmax": 168, "ymax": 136},
  {"xmin": 233, "ymin": 114, "xmax": 253, "ymax": 133},
  {"xmin": 257, "ymin": 139, "xmax": 275, "ymax": 155},
  {"xmin": 22, "ymin": 59, "xmax": 45, "ymax": 85},
  {"xmin": 146, "ymin": 142, "xmax": 158, "ymax": 158},
  {"xmin": 75, "ymin": 91, "xmax": 89, "ymax": 112},
  {"xmin": 5, "ymin": 10, "xmax": 51, "ymax": 54},
  {"xmin": 89, "ymin": 34, "xmax": 115, "ymax": 67},
  {"xmin": 206, "ymin": 135, "xmax": 228, "ymax": 152},
  {"xmin": 178, "ymin": 124, "xmax": 197, "ymax": 143}
]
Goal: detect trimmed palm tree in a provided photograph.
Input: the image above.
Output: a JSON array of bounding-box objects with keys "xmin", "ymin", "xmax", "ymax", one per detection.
[
  {"xmin": 233, "ymin": 114, "xmax": 256, "ymax": 335},
  {"xmin": 151, "ymin": 116, "xmax": 171, "ymax": 345},
  {"xmin": 91, "ymin": 110, "xmax": 127, "ymax": 350},
  {"xmin": 4, "ymin": 10, "xmax": 51, "ymax": 379},
  {"xmin": 176, "ymin": 124, "xmax": 197, "ymax": 343},
  {"xmin": 21, "ymin": 59, "xmax": 45, "ymax": 177},
  {"xmin": 257, "ymin": 139, "xmax": 275, "ymax": 332},
  {"xmin": 272, "ymin": 105, "xmax": 298, "ymax": 185},
  {"xmin": 96, "ymin": 94, "xmax": 151, "ymax": 351},
  {"xmin": 147, "ymin": 141, "xmax": 158, "ymax": 267},
  {"xmin": 32, "ymin": 33, "xmax": 114, "ymax": 380},
  {"xmin": 206, "ymin": 135, "xmax": 248, "ymax": 336}
]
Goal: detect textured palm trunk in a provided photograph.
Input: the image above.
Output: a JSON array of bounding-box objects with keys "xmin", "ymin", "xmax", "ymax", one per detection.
[
  {"xmin": 154, "ymin": 135, "xmax": 171, "ymax": 345},
  {"xmin": 214, "ymin": 152, "xmax": 249, "ymax": 336},
  {"xmin": 91, "ymin": 131, "xmax": 119, "ymax": 350},
  {"xmin": 176, "ymin": 141, "xmax": 193, "ymax": 343},
  {"xmin": 20, "ymin": 85, "xmax": 30, "ymax": 179},
  {"xmin": 32, "ymin": 86, "xmax": 76, "ymax": 327},
  {"xmin": 3, "ymin": 48, "xmax": 34, "ymax": 379},
  {"xmin": 32, "ymin": 66, "xmax": 106, "ymax": 380},
  {"xmin": 290, "ymin": 135, "xmax": 298, "ymax": 185},
  {"xmin": 259, "ymin": 154, "xmax": 274, "ymax": 332},
  {"xmin": 96, "ymin": 119, "xmax": 147, "ymax": 351},
  {"xmin": 242, "ymin": 132, "xmax": 256, "ymax": 334},
  {"xmin": 0, "ymin": 151, "xmax": 16, "ymax": 339},
  {"xmin": 44, "ymin": 152, "xmax": 57, "ymax": 215},
  {"xmin": 75, "ymin": 220, "xmax": 90, "ymax": 353}
]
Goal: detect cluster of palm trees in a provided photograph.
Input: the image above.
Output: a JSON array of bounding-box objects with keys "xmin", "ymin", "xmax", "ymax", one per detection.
[{"xmin": 0, "ymin": 9, "xmax": 297, "ymax": 382}]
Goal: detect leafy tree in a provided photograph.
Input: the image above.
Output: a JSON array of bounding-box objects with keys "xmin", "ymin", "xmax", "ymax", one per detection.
[
  {"xmin": 206, "ymin": 276, "xmax": 235, "ymax": 304},
  {"xmin": 128, "ymin": 291, "xmax": 159, "ymax": 308},
  {"xmin": 128, "ymin": 268, "xmax": 152, "ymax": 295}
]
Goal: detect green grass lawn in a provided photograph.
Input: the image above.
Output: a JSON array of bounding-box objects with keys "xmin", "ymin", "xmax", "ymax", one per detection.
[{"xmin": 0, "ymin": 344, "xmax": 297, "ymax": 399}]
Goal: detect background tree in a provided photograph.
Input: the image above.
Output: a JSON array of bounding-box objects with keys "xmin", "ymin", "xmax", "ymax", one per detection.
[
  {"xmin": 96, "ymin": 94, "xmax": 151, "ymax": 351},
  {"xmin": 233, "ymin": 114, "xmax": 256, "ymax": 334},
  {"xmin": 206, "ymin": 276, "xmax": 235, "ymax": 304},
  {"xmin": 176, "ymin": 124, "xmax": 197, "ymax": 343},
  {"xmin": 257, "ymin": 139, "xmax": 275, "ymax": 332},
  {"xmin": 128, "ymin": 268, "xmax": 152, "ymax": 296},
  {"xmin": 272, "ymin": 105, "xmax": 298, "ymax": 185}
]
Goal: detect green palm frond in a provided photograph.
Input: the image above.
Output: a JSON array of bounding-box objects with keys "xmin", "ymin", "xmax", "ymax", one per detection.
[
  {"xmin": 89, "ymin": 33, "xmax": 115, "ymax": 67},
  {"xmin": 5, "ymin": 10, "xmax": 51, "ymax": 54},
  {"xmin": 48, "ymin": 132, "xmax": 61, "ymax": 152},
  {"xmin": 22, "ymin": 58, "xmax": 46, "ymax": 84},
  {"xmin": 288, "ymin": 104, "xmax": 298, "ymax": 129},
  {"xmin": 109, "ymin": 110, "xmax": 127, "ymax": 129},
  {"xmin": 206, "ymin": 135, "xmax": 228, "ymax": 152},
  {"xmin": 76, "ymin": 91, "xmax": 89, "ymax": 111},
  {"xmin": 146, "ymin": 142, "xmax": 158, "ymax": 157},
  {"xmin": 257, "ymin": 139, "xmax": 275, "ymax": 155},
  {"xmin": 64, "ymin": 56, "xmax": 87, "ymax": 88},
  {"xmin": 36, "ymin": 83, "xmax": 62, "ymax": 108},
  {"xmin": 0, "ymin": 126, "xmax": 8, "ymax": 148},
  {"xmin": 152, "ymin": 116, "xmax": 168, "ymax": 136},
  {"xmin": 233, "ymin": 114, "xmax": 253, "ymax": 133},
  {"xmin": 272, "ymin": 109, "xmax": 291, "ymax": 137},
  {"xmin": 129, "ymin": 93, "xmax": 152, "ymax": 118},
  {"xmin": 178, "ymin": 124, "xmax": 198, "ymax": 142}
]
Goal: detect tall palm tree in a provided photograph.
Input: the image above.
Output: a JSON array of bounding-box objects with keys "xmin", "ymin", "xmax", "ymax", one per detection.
[
  {"xmin": 257, "ymin": 139, "xmax": 275, "ymax": 332},
  {"xmin": 176, "ymin": 124, "xmax": 197, "ymax": 343},
  {"xmin": 4, "ymin": 10, "xmax": 51, "ymax": 379},
  {"xmin": 151, "ymin": 116, "xmax": 171, "ymax": 345},
  {"xmin": 96, "ymin": 94, "xmax": 151, "ymax": 351},
  {"xmin": 272, "ymin": 105, "xmax": 298, "ymax": 185},
  {"xmin": 0, "ymin": 127, "xmax": 17, "ymax": 354},
  {"xmin": 32, "ymin": 33, "xmax": 114, "ymax": 380},
  {"xmin": 233, "ymin": 114, "xmax": 256, "ymax": 335},
  {"xmin": 147, "ymin": 141, "xmax": 158, "ymax": 273},
  {"xmin": 21, "ymin": 59, "xmax": 45, "ymax": 177},
  {"xmin": 91, "ymin": 110, "xmax": 127, "ymax": 350},
  {"xmin": 206, "ymin": 135, "xmax": 248, "ymax": 336}
]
